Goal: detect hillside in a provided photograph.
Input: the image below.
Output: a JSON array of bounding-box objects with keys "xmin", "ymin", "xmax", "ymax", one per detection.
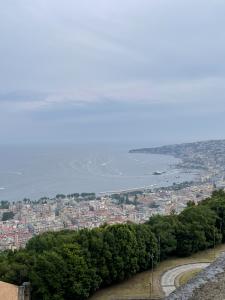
[
  {"xmin": 129, "ymin": 139, "xmax": 225, "ymax": 173},
  {"xmin": 1, "ymin": 190, "xmax": 225, "ymax": 299}
]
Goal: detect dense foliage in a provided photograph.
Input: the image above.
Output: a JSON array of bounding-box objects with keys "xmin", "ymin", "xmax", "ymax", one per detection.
[
  {"xmin": 1, "ymin": 190, "xmax": 225, "ymax": 299},
  {"xmin": 0, "ymin": 200, "xmax": 10, "ymax": 209},
  {"xmin": 2, "ymin": 211, "xmax": 15, "ymax": 221}
]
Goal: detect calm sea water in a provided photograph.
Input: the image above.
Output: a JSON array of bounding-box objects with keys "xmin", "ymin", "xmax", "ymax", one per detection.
[{"xmin": 0, "ymin": 144, "xmax": 196, "ymax": 201}]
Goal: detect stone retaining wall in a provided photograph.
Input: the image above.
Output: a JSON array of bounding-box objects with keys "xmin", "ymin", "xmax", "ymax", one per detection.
[{"xmin": 165, "ymin": 252, "xmax": 225, "ymax": 300}]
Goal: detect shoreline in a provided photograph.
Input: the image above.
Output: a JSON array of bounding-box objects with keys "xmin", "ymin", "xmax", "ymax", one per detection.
[{"xmin": 0, "ymin": 140, "xmax": 217, "ymax": 202}]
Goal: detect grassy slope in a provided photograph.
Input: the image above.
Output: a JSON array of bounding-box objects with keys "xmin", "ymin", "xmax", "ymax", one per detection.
[
  {"xmin": 89, "ymin": 243, "xmax": 225, "ymax": 300},
  {"xmin": 177, "ymin": 269, "xmax": 202, "ymax": 287}
]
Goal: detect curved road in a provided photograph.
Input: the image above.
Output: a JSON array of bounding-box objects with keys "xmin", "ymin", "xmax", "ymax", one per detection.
[{"xmin": 161, "ymin": 262, "xmax": 210, "ymax": 296}]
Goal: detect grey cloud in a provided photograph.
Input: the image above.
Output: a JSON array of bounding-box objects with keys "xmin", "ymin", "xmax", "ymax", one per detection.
[
  {"xmin": 1, "ymin": 0, "xmax": 225, "ymax": 143},
  {"xmin": 1, "ymin": 0, "xmax": 225, "ymax": 92},
  {"xmin": 1, "ymin": 76, "xmax": 225, "ymax": 113}
]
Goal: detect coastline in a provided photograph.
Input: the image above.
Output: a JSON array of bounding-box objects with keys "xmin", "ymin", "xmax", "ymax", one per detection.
[
  {"xmin": 1, "ymin": 139, "xmax": 222, "ymax": 251},
  {"xmin": 0, "ymin": 145, "xmax": 196, "ymax": 202}
]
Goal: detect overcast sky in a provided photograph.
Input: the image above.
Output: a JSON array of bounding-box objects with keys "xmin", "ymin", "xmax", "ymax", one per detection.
[{"xmin": 1, "ymin": 0, "xmax": 225, "ymax": 145}]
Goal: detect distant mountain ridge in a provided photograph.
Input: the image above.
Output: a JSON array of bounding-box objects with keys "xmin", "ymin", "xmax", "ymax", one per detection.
[
  {"xmin": 129, "ymin": 139, "xmax": 225, "ymax": 172},
  {"xmin": 129, "ymin": 139, "xmax": 225, "ymax": 157}
]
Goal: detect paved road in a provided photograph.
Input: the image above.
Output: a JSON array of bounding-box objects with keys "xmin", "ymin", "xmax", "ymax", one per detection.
[{"xmin": 161, "ymin": 262, "xmax": 210, "ymax": 296}]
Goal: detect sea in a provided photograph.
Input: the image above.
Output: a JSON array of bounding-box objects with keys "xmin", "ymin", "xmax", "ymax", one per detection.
[{"xmin": 0, "ymin": 143, "xmax": 197, "ymax": 201}]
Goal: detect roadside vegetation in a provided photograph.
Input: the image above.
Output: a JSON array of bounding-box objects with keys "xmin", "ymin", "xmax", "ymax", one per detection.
[
  {"xmin": 1, "ymin": 190, "xmax": 225, "ymax": 300},
  {"xmin": 90, "ymin": 243, "xmax": 225, "ymax": 300},
  {"xmin": 178, "ymin": 269, "xmax": 202, "ymax": 286}
]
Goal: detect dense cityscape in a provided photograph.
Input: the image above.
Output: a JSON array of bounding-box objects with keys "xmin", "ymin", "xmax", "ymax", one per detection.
[{"xmin": 1, "ymin": 139, "xmax": 225, "ymax": 251}]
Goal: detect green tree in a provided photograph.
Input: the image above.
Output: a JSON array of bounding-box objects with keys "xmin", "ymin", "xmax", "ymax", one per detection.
[
  {"xmin": 148, "ymin": 214, "xmax": 178, "ymax": 260},
  {"xmin": 2, "ymin": 211, "xmax": 15, "ymax": 221}
]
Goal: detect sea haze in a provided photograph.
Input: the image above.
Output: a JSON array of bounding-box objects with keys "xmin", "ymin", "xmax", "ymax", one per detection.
[{"xmin": 0, "ymin": 144, "xmax": 196, "ymax": 201}]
